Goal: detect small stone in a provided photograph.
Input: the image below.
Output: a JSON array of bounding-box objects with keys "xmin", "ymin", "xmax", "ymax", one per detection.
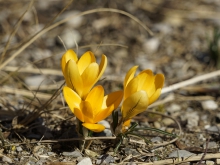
[
  {"xmin": 60, "ymin": 29, "xmax": 81, "ymax": 48},
  {"xmin": 216, "ymin": 159, "xmax": 220, "ymax": 164},
  {"xmin": 16, "ymin": 146, "xmax": 23, "ymax": 152},
  {"xmin": 151, "ymin": 137, "xmax": 163, "ymax": 143},
  {"xmin": 167, "ymin": 104, "xmax": 181, "ymax": 113},
  {"xmin": 169, "ymin": 150, "xmax": 195, "ymax": 158},
  {"xmin": 205, "ymin": 125, "xmax": 219, "ymax": 132},
  {"xmin": 96, "ymin": 155, "xmax": 115, "ymax": 164},
  {"xmin": 2, "ymin": 156, "xmax": 12, "ymax": 163},
  {"xmin": 154, "ymin": 121, "xmax": 161, "ymax": 129},
  {"xmin": 203, "ymin": 141, "xmax": 218, "ymax": 149},
  {"xmin": 77, "ymin": 157, "xmax": 92, "ymax": 165},
  {"xmin": 162, "ymin": 118, "xmax": 175, "ymax": 126},
  {"xmin": 98, "ymin": 120, "xmax": 110, "ymax": 129},
  {"xmin": 61, "ymin": 11, "xmax": 84, "ymax": 28},
  {"xmin": 25, "ymin": 75, "xmax": 47, "ymax": 87},
  {"xmin": 201, "ymin": 100, "xmax": 218, "ymax": 110},
  {"xmin": 47, "ymin": 152, "xmax": 56, "ymax": 156},
  {"xmin": 135, "ymin": 54, "xmax": 156, "ymax": 71},
  {"xmin": 206, "ymin": 160, "xmax": 215, "ymax": 165},
  {"xmin": 103, "ymin": 129, "xmax": 112, "ymax": 137},
  {"xmin": 143, "ymin": 38, "xmax": 160, "ymax": 54},
  {"xmin": 62, "ymin": 150, "xmax": 82, "ymax": 157}
]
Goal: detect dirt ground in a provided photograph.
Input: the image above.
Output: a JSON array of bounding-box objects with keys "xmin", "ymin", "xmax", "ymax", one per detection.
[{"xmin": 0, "ymin": 0, "xmax": 220, "ymax": 164}]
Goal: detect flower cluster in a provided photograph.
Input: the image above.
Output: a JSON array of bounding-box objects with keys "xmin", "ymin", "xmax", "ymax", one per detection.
[{"xmin": 61, "ymin": 49, "xmax": 164, "ymax": 134}]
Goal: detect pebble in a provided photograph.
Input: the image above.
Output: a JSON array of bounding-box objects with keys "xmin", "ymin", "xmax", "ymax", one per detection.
[
  {"xmin": 77, "ymin": 157, "xmax": 92, "ymax": 165},
  {"xmin": 61, "ymin": 11, "xmax": 84, "ymax": 28},
  {"xmin": 153, "ymin": 121, "xmax": 161, "ymax": 129},
  {"xmin": 96, "ymin": 155, "xmax": 115, "ymax": 164},
  {"xmin": 135, "ymin": 54, "xmax": 156, "ymax": 71},
  {"xmin": 168, "ymin": 150, "xmax": 195, "ymax": 158},
  {"xmin": 162, "ymin": 118, "xmax": 175, "ymax": 126},
  {"xmin": 201, "ymin": 100, "xmax": 218, "ymax": 110},
  {"xmin": 206, "ymin": 160, "xmax": 215, "ymax": 165},
  {"xmin": 203, "ymin": 141, "xmax": 218, "ymax": 149},
  {"xmin": 62, "ymin": 150, "xmax": 82, "ymax": 157},
  {"xmin": 167, "ymin": 103, "xmax": 181, "ymax": 113},
  {"xmin": 2, "ymin": 155, "xmax": 13, "ymax": 163},
  {"xmin": 143, "ymin": 37, "xmax": 160, "ymax": 54},
  {"xmin": 16, "ymin": 146, "xmax": 23, "ymax": 152},
  {"xmin": 103, "ymin": 129, "xmax": 112, "ymax": 137},
  {"xmin": 25, "ymin": 75, "xmax": 49, "ymax": 87},
  {"xmin": 98, "ymin": 120, "xmax": 110, "ymax": 129},
  {"xmin": 151, "ymin": 136, "xmax": 163, "ymax": 143},
  {"xmin": 60, "ymin": 29, "xmax": 81, "ymax": 48}
]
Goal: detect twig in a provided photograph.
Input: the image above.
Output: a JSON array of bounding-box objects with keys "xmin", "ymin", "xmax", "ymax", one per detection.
[
  {"xmin": 161, "ymin": 69, "xmax": 220, "ymax": 94},
  {"xmin": 0, "ymin": 8, "xmax": 152, "ymax": 70},
  {"xmin": 128, "ymin": 153, "xmax": 220, "ymax": 165}
]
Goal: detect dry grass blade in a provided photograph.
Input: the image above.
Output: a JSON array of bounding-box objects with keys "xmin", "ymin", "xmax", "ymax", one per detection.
[
  {"xmin": 0, "ymin": 0, "xmax": 34, "ymax": 65},
  {"xmin": 0, "ymin": 8, "xmax": 152, "ymax": 70},
  {"xmin": 162, "ymin": 69, "xmax": 220, "ymax": 94},
  {"xmin": 134, "ymin": 153, "xmax": 220, "ymax": 165}
]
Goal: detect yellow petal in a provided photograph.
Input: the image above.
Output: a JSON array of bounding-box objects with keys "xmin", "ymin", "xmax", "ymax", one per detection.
[
  {"xmin": 81, "ymin": 63, "xmax": 99, "ymax": 98},
  {"xmin": 74, "ymin": 107, "xmax": 84, "ymax": 122},
  {"xmin": 102, "ymin": 90, "xmax": 123, "ymax": 109},
  {"xmin": 155, "ymin": 73, "xmax": 165, "ymax": 89},
  {"xmin": 96, "ymin": 55, "xmax": 107, "ymax": 81},
  {"xmin": 82, "ymin": 123, "xmax": 105, "ymax": 132},
  {"xmin": 93, "ymin": 105, "xmax": 114, "ymax": 123},
  {"xmin": 65, "ymin": 60, "xmax": 83, "ymax": 96},
  {"xmin": 136, "ymin": 72, "xmax": 148, "ymax": 91},
  {"xmin": 61, "ymin": 49, "xmax": 78, "ymax": 74},
  {"xmin": 141, "ymin": 71, "xmax": 155, "ymax": 98},
  {"xmin": 80, "ymin": 101, "xmax": 94, "ymax": 123},
  {"xmin": 77, "ymin": 51, "xmax": 96, "ymax": 75},
  {"xmin": 63, "ymin": 86, "xmax": 81, "ymax": 112},
  {"xmin": 86, "ymin": 85, "xmax": 104, "ymax": 114},
  {"xmin": 149, "ymin": 88, "xmax": 161, "ymax": 105},
  {"xmin": 124, "ymin": 66, "xmax": 138, "ymax": 88},
  {"xmin": 124, "ymin": 77, "xmax": 138, "ymax": 100},
  {"xmin": 121, "ymin": 90, "xmax": 149, "ymax": 121}
]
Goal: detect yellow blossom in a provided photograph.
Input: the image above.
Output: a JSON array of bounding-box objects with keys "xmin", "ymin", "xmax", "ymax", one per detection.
[
  {"xmin": 121, "ymin": 66, "xmax": 164, "ymax": 129},
  {"xmin": 61, "ymin": 49, "xmax": 107, "ymax": 99},
  {"xmin": 63, "ymin": 85, "xmax": 123, "ymax": 132}
]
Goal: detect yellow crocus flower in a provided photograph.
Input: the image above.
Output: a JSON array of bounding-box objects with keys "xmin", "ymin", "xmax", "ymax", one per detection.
[
  {"xmin": 63, "ymin": 85, "xmax": 123, "ymax": 132},
  {"xmin": 61, "ymin": 49, "xmax": 107, "ymax": 99},
  {"xmin": 121, "ymin": 66, "xmax": 164, "ymax": 129}
]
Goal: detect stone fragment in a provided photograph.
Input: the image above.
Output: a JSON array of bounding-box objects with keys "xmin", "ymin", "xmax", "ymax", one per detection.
[
  {"xmin": 169, "ymin": 150, "xmax": 195, "ymax": 158},
  {"xmin": 96, "ymin": 155, "xmax": 115, "ymax": 164},
  {"xmin": 201, "ymin": 100, "xmax": 218, "ymax": 110},
  {"xmin": 167, "ymin": 103, "xmax": 181, "ymax": 113},
  {"xmin": 2, "ymin": 156, "xmax": 12, "ymax": 163},
  {"xmin": 62, "ymin": 150, "xmax": 82, "ymax": 158},
  {"xmin": 77, "ymin": 157, "xmax": 92, "ymax": 165}
]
